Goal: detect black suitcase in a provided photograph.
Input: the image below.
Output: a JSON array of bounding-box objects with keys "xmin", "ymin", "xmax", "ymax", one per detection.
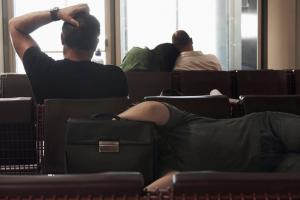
[{"xmin": 65, "ymin": 114, "xmax": 158, "ymax": 184}]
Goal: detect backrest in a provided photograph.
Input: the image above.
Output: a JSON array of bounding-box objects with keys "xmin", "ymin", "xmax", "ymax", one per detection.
[
  {"xmin": 172, "ymin": 172, "xmax": 300, "ymax": 195},
  {"xmin": 144, "ymin": 95, "xmax": 230, "ymax": 118},
  {"xmin": 173, "ymin": 71, "xmax": 232, "ymax": 97},
  {"xmin": 0, "ymin": 73, "xmax": 33, "ymax": 98},
  {"xmin": 126, "ymin": 72, "xmax": 172, "ymax": 103},
  {"xmin": 234, "ymin": 70, "xmax": 290, "ymax": 97},
  {"xmin": 40, "ymin": 98, "xmax": 130, "ymax": 174},
  {"xmin": 0, "ymin": 172, "xmax": 144, "ymax": 197},
  {"xmin": 295, "ymin": 70, "xmax": 300, "ymax": 94},
  {"xmin": 0, "ymin": 97, "xmax": 36, "ymax": 174},
  {"xmin": 241, "ymin": 95, "xmax": 300, "ymax": 115}
]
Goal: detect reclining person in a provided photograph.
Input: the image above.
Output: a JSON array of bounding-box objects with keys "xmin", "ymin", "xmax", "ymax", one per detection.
[
  {"xmin": 120, "ymin": 43, "xmax": 180, "ymax": 72},
  {"xmin": 9, "ymin": 4, "xmax": 128, "ymax": 104},
  {"xmin": 118, "ymin": 101, "xmax": 300, "ymax": 191}
]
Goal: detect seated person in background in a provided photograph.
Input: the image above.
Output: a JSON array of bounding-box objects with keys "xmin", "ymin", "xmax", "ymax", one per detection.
[
  {"xmin": 9, "ymin": 4, "xmax": 128, "ymax": 104},
  {"xmin": 120, "ymin": 43, "xmax": 180, "ymax": 72},
  {"xmin": 118, "ymin": 101, "xmax": 300, "ymax": 191},
  {"xmin": 172, "ymin": 30, "xmax": 222, "ymax": 71}
]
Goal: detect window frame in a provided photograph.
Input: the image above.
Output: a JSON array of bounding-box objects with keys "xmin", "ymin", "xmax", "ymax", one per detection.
[{"xmin": 3, "ymin": 0, "xmax": 263, "ymax": 72}]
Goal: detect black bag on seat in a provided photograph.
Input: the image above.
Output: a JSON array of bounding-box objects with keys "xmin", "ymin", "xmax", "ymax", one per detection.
[{"xmin": 65, "ymin": 114, "xmax": 157, "ymax": 184}]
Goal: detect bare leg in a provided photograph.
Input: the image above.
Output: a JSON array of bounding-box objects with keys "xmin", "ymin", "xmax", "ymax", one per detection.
[
  {"xmin": 118, "ymin": 101, "xmax": 170, "ymax": 126},
  {"xmin": 145, "ymin": 171, "xmax": 176, "ymax": 192}
]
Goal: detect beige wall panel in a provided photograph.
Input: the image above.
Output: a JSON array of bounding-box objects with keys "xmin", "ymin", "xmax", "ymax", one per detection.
[
  {"xmin": 296, "ymin": 0, "xmax": 300, "ymax": 69},
  {"xmin": 268, "ymin": 0, "xmax": 296, "ymax": 69}
]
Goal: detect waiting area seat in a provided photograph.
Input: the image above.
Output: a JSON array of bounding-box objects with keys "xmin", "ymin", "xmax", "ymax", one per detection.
[
  {"xmin": 234, "ymin": 70, "xmax": 291, "ymax": 97},
  {"xmin": 295, "ymin": 70, "xmax": 300, "ymax": 94},
  {"xmin": 0, "ymin": 73, "xmax": 33, "ymax": 98},
  {"xmin": 0, "ymin": 172, "xmax": 144, "ymax": 198},
  {"xmin": 39, "ymin": 97, "xmax": 130, "ymax": 174},
  {"xmin": 126, "ymin": 72, "xmax": 172, "ymax": 103},
  {"xmin": 241, "ymin": 95, "xmax": 300, "ymax": 115},
  {"xmin": 172, "ymin": 171, "xmax": 300, "ymax": 196},
  {"xmin": 144, "ymin": 95, "xmax": 230, "ymax": 118},
  {"xmin": 0, "ymin": 97, "xmax": 36, "ymax": 174},
  {"xmin": 173, "ymin": 71, "xmax": 232, "ymax": 97}
]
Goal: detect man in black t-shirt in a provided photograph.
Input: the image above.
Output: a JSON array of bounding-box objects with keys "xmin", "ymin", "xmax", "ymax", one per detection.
[{"xmin": 9, "ymin": 4, "xmax": 128, "ymax": 104}]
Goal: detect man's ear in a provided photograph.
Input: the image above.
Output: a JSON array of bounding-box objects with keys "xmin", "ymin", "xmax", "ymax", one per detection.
[{"xmin": 61, "ymin": 33, "xmax": 65, "ymax": 45}]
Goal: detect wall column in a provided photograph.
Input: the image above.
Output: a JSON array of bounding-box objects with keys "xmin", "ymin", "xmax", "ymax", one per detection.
[{"xmin": 268, "ymin": 0, "xmax": 296, "ymax": 69}]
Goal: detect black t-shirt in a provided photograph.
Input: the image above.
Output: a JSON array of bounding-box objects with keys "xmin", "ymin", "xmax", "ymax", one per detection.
[{"xmin": 23, "ymin": 47, "xmax": 128, "ymax": 104}]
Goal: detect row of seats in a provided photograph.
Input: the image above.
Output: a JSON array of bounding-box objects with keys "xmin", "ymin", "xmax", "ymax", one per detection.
[
  {"xmin": 1, "ymin": 72, "xmax": 300, "ymax": 196},
  {"xmin": 0, "ymin": 172, "xmax": 300, "ymax": 198},
  {"xmin": 2, "ymin": 70, "xmax": 300, "ymax": 102},
  {"xmin": 1, "ymin": 71, "xmax": 300, "ymax": 176},
  {"xmin": 41, "ymin": 95, "xmax": 300, "ymax": 175},
  {"xmin": 2, "ymin": 95, "xmax": 300, "ymax": 176},
  {"xmin": 126, "ymin": 70, "xmax": 300, "ymax": 102}
]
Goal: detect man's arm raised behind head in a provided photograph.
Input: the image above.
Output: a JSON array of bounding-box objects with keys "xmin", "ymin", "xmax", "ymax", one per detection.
[{"xmin": 9, "ymin": 3, "xmax": 89, "ymax": 61}]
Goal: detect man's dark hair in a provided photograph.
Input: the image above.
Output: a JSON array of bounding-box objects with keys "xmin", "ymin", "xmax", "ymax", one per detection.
[
  {"xmin": 62, "ymin": 12, "xmax": 100, "ymax": 51},
  {"xmin": 152, "ymin": 43, "xmax": 180, "ymax": 71},
  {"xmin": 172, "ymin": 30, "xmax": 191, "ymax": 50}
]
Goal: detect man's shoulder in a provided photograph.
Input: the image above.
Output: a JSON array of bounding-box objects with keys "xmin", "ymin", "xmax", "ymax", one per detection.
[
  {"xmin": 89, "ymin": 63, "xmax": 126, "ymax": 77},
  {"xmin": 202, "ymin": 53, "xmax": 219, "ymax": 60},
  {"xmin": 101, "ymin": 64, "xmax": 125, "ymax": 73},
  {"xmin": 175, "ymin": 51, "xmax": 222, "ymax": 71},
  {"xmin": 127, "ymin": 47, "xmax": 150, "ymax": 56},
  {"xmin": 130, "ymin": 46, "xmax": 148, "ymax": 52},
  {"xmin": 24, "ymin": 46, "xmax": 41, "ymax": 54},
  {"xmin": 23, "ymin": 46, "xmax": 56, "ymax": 74},
  {"xmin": 51, "ymin": 60, "xmax": 124, "ymax": 75},
  {"xmin": 23, "ymin": 46, "xmax": 46, "ymax": 61},
  {"xmin": 184, "ymin": 51, "xmax": 220, "ymax": 64}
]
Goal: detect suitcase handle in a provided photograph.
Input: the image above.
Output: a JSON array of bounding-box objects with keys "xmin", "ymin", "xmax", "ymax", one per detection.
[{"xmin": 90, "ymin": 113, "xmax": 121, "ymax": 120}]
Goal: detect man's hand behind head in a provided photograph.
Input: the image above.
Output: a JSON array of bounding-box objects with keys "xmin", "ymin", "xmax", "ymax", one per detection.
[{"xmin": 58, "ymin": 4, "xmax": 90, "ymax": 27}]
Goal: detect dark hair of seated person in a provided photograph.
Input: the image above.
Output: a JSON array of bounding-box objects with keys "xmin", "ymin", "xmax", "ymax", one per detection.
[
  {"xmin": 172, "ymin": 30, "xmax": 192, "ymax": 51},
  {"xmin": 62, "ymin": 12, "xmax": 100, "ymax": 51},
  {"xmin": 152, "ymin": 43, "xmax": 180, "ymax": 71}
]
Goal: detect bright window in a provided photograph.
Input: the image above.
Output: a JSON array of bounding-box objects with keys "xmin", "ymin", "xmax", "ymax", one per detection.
[
  {"xmin": 12, "ymin": 0, "xmax": 259, "ymax": 72},
  {"xmin": 13, "ymin": 0, "xmax": 105, "ymax": 73},
  {"xmin": 120, "ymin": 0, "xmax": 259, "ymax": 70},
  {"xmin": 124, "ymin": 0, "xmax": 177, "ymax": 50}
]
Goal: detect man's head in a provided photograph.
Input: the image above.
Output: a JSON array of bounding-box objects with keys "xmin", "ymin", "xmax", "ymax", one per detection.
[
  {"xmin": 172, "ymin": 30, "xmax": 193, "ymax": 52},
  {"xmin": 62, "ymin": 12, "xmax": 100, "ymax": 54},
  {"xmin": 152, "ymin": 43, "xmax": 180, "ymax": 71}
]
